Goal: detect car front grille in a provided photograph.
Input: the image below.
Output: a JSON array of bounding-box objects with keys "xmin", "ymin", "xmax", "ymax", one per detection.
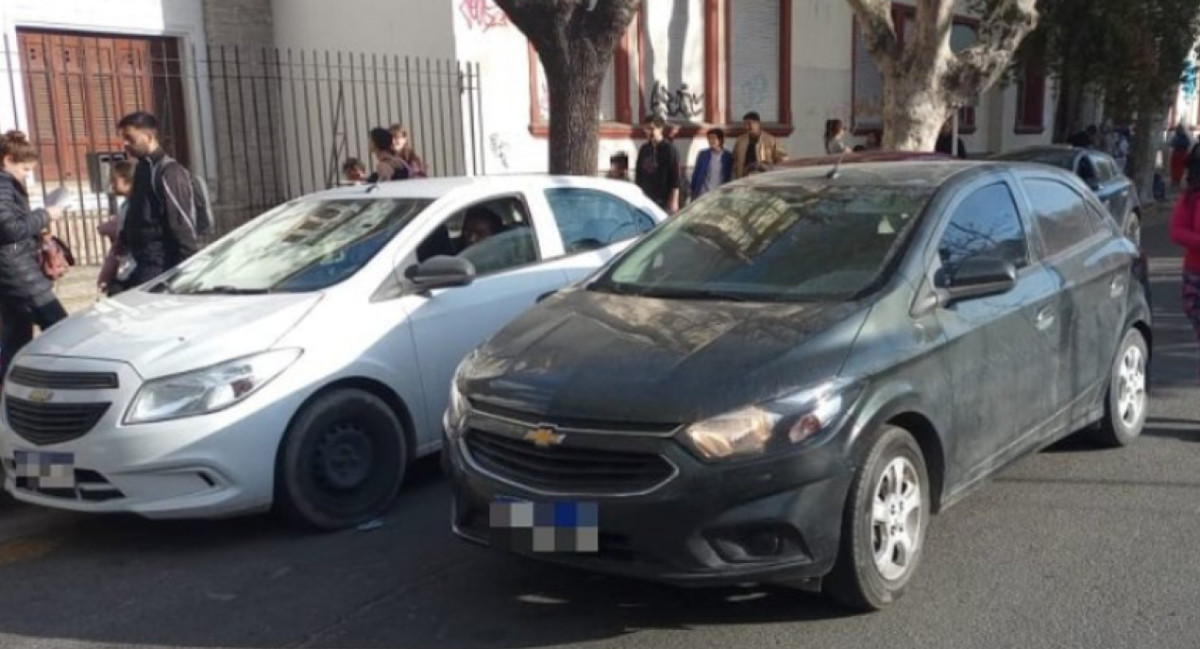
[
  {"xmin": 462, "ymin": 428, "xmax": 677, "ymax": 496},
  {"xmin": 8, "ymin": 366, "xmax": 119, "ymax": 390},
  {"xmin": 5, "ymin": 397, "xmax": 111, "ymax": 446}
]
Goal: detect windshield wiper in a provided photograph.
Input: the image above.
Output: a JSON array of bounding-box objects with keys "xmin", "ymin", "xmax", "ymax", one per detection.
[
  {"xmin": 188, "ymin": 285, "xmax": 272, "ymax": 295},
  {"xmin": 633, "ymin": 286, "xmax": 755, "ymax": 302}
]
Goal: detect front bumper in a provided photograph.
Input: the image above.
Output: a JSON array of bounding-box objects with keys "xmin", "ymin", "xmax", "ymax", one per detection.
[
  {"xmin": 0, "ymin": 355, "xmax": 303, "ymax": 519},
  {"xmin": 446, "ymin": 410, "xmax": 854, "ymax": 587}
]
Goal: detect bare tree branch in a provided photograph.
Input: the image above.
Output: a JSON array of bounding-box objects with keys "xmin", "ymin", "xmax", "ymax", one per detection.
[
  {"xmin": 944, "ymin": 0, "xmax": 1038, "ymax": 105},
  {"xmin": 847, "ymin": 0, "xmax": 902, "ymax": 72}
]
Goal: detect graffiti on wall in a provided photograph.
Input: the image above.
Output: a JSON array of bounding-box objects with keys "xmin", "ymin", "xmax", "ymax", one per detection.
[
  {"xmin": 649, "ymin": 81, "xmax": 704, "ymax": 120},
  {"xmin": 489, "ymin": 133, "xmax": 512, "ymax": 169},
  {"xmin": 460, "ymin": 0, "xmax": 509, "ymax": 31}
]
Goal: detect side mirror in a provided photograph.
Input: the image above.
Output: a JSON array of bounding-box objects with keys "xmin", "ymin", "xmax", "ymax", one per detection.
[
  {"xmin": 405, "ymin": 255, "xmax": 476, "ymax": 291},
  {"xmin": 937, "ymin": 255, "xmax": 1017, "ymax": 305}
]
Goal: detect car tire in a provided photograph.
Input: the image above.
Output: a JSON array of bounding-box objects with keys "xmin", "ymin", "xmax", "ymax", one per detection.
[
  {"xmin": 1092, "ymin": 328, "xmax": 1149, "ymax": 448},
  {"xmin": 824, "ymin": 425, "xmax": 931, "ymax": 611},
  {"xmin": 276, "ymin": 389, "xmax": 407, "ymax": 530}
]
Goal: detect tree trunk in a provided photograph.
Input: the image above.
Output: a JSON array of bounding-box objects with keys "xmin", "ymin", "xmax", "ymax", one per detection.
[
  {"xmin": 1130, "ymin": 107, "xmax": 1167, "ymax": 203},
  {"xmin": 883, "ymin": 75, "xmax": 948, "ymax": 151},
  {"xmin": 544, "ymin": 62, "xmax": 604, "ymax": 174}
]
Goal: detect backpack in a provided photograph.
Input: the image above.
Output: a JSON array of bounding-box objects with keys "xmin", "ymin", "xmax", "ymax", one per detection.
[{"xmin": 151, "ymin": 156, "xmax": 213, "ymax": 236}]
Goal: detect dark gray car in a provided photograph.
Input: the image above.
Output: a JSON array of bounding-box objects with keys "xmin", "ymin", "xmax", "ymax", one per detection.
[
  {"xmin": 444, "ymin": 162, "xmax": 1152, "ymax": 611},
  {"xmin": 991, "ymin": 145, "xmax": 1141, "ymax": 245}
]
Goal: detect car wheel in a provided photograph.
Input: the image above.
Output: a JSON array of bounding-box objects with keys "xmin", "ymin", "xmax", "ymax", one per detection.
[
  {"xmin": 276, "ymin": 389, "xmax": 407, "ymax": 530},
  {"xmin": 1092, "ymin": 329, "xmax": 1149, "ymax": 448},
  {"xmin": 824, "ymin": 425, "xmax": 931, "ymax": 611}
]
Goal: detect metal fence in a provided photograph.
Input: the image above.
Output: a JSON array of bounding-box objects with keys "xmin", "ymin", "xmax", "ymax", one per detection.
[{"xmin": 1, "ymin": 32, "xmax": 483, "ymax": 265}]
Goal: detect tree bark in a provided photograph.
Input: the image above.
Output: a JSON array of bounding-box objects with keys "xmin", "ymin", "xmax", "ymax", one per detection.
[
  {"xmin": 849, "ymin": 0, "xmax": 1037, "ymax": 151},
  {"xmin": 1130, "ymin": 106, "xmax": 1168, "ymax": 203},
  {"xmin": 494, "ymin": 0, "xmax": 638, "ymax": 176}
]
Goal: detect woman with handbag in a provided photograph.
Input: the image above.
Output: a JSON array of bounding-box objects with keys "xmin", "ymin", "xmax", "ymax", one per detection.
[{"xmin": 0, "ymin": 131, "xmax": 67, "ymax": 379}]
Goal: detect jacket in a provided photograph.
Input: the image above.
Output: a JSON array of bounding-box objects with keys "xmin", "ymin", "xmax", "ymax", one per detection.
[
  {"xmin": 690, "ymin": 149, "xmax": 733, "ymax": 199},
  {"xmin": 0, "ymin": 171, "xmax": 53, "ymax": 301},
  {"xmin": 121, "ymin": 149, "xmax": 200, "ymax": 273},
  {"xmin": 733, "ymin": 131, "xmax": 788, "ymax": 179},
  {"xmin": 1170, "ymin": 192, "xmax": 1200, "ymax": 272}
]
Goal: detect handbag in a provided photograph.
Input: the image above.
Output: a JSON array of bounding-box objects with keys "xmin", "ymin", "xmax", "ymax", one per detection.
[{"xmin": 39, "ymin": 232, "xmax": 74, "ymax": 281}]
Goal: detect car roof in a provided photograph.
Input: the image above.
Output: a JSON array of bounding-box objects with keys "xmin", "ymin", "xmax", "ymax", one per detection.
[
  {"xmin": 302, "ymin": 174, "xmax": 647, "ymax": 202},
  {"xmin": 777, "ymin": 151, "xmax": 952, "ymax": 169},
  {"xmin": 744, "ymin": 160, "xmax": 994, "ymax": 189}
]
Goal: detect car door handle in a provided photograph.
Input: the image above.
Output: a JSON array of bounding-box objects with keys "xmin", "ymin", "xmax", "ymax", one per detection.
[{"xmin": 1035, "ymin": 306, "xmax": 1056, "ymax": 330}]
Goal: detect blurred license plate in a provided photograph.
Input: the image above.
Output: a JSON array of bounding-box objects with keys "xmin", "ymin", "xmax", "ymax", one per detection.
[
  {"xmin": 489, "ymin": 498, "xmax": 598, "ymax": 553},
  {"xmin": 13, "ymin": 450, "xmax": 75, "ymax": 489}
]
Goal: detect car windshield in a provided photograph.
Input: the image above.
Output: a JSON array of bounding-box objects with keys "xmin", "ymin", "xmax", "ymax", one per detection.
[
  {"xmin": 160, "ymin": 198, "xmax": 431, "ymax": 294},
  {"xmin": 593, "ymin": 182, "xmax": 934, "ymax": 302},
  {"xmin": 997, "ymin": 149, "xmax": 1077, "ymax": 171}
]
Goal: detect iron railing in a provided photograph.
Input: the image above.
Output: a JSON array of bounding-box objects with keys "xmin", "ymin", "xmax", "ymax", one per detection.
[{"xmin": 1, "ymin": 32, "xmax": 483, "ymax": 265}]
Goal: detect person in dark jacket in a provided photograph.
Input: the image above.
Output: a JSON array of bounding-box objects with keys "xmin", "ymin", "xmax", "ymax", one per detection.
[
  {"xmin": 635, "ymin": 115, "xmax": 680, "ymax": 214},
  {"xmin": 117, "ymin": 112, "xmax": 200, "ymax": 286},
  {"xmin": 0, "ymin": 130, "xmax": 67, "ymax": 379}
]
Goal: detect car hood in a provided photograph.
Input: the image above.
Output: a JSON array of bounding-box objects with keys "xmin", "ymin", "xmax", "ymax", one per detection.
[
  {"xmin": 461, "ymin": 288, "xmax": 870, "ymax": 425},
  {"xmin": 24, "ymin": 289, "xmax": 322, "ymax": 378}
]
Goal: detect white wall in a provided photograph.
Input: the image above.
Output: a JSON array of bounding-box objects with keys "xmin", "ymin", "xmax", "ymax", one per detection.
[{"xmin": 270, "ymin": 0, "xmax": 454, "ymax": 59}]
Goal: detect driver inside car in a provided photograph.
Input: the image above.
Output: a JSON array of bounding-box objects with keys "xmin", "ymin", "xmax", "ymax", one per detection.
[{"xmin": 459, "ymin": 207, "xmax": 505, "ymax": 251}]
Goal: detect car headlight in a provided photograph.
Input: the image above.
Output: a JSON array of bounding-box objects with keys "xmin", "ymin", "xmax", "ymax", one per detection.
[
  {"xmin": 682, "ymin": 378, "xmax": 860, "ymax": 461},
  {"xmin": 124, "ymin": 349, "xmax": 303, "ymax": 425},
  {"xmin": 446, "ymin": 378, "xmax": 470, "ymax": 437}
]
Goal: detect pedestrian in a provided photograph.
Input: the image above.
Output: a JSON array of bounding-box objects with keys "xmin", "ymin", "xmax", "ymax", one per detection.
[
  {"xmin": 1171, "ymin": 124, "xmax": 1192, "ymax": 189},
  {"xmin": 0, "ymin": 130, "xmax": 68, "ymax": 378},
  {"xmin": 635, "ymin": 114, "xmax": 681, "ymax": 214},
  {"xmin": 935, "ymin": 119, "xmax": 968, "ymax": 159},
  {"xmin": 733, "ymin": 112, "xmax": 787, "ymax": 179},
  {"xmin": 689, "ymin": 128, "xmax": 732, "ymax": 201},
  {"xmin": 117, "ymin": 111, "xmax": 200, "ymax": 286},
  {"xmin": 824, "ymin": 119, "xmax": 849, "ymax": 155},
  {"xmin": 1169, "ymin": 156, "xmax": 1200, "ymax": 372},
  {"xmin": 1112, "ymin": 126, "xmax": 1131, "ymax": 176},
  {"xmin": 341, "ymin": 157, "xmax": 367, "ymax": 185},
  {"xmin": 389, "ymin": 124, "xmax": 427, "ymax": 178},
  {"xmin": 367, "ymin": 127, "xmax": 401, "ymax": 183},
  {"xmin": 606, "ymin": 151, "xmax": 630, "ymax": 181},
  {"xmin": 96, "ymin": 160, "xmax": 136, "ymax": 297}
]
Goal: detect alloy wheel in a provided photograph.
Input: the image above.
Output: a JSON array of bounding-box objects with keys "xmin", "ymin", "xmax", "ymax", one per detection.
[{"xmin": 871, "ymin": 457, "xmax": 924, "ymax": 581}]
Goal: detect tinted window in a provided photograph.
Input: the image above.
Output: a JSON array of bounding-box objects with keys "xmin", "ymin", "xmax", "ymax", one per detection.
[
  {"xmin": 545, "ymin": 189, "xmax": 656, "ymax": 254},
  {"xmin": 597, "ymin": 183, "xmax": 935, "ymax": 302},
  {"xmin": 1025, "ymin": 179, "xmax": 1097, "ymax": 257},
  {"xmin": 1090, "ymin": 155, "xmax": 1114, "ymax": 182},
  {"xmin": 938, "ymin": 183, "xmax": 1028, "ymax": 271}
]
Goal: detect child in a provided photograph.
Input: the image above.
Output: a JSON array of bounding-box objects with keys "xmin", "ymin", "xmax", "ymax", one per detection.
[
  {"xmin": 606, "ymin": 151, "xmax": 630, "ymax": 181},
  {"xmin": 97, "ymin": 160, "xmax": 135, "ymax": 297},
  {"xmin": 342, "ymin": 157, "xmax": 367, "ymax": 185}
]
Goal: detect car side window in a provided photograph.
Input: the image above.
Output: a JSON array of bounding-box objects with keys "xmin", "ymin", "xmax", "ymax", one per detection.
[
  {"xmin": 1024, "ymin": 179, "xmax": 1098, "ymax": 258},
  {"xmin": 544, "ymin": 188, "xmax": 656, "ymax": 255},
  {"xmin": 1077, "ymin": 156, "xmax": 1099, "ymax": 186},
  {"xmin": 938, "ymin": 182, "xmax": 1029, "ymax": 273},
  {"xmin": 1091, "ymin": 155, "xmax": 1114, "ymax": 183},
  {"xmin": 412, "ymin": 196, "xmax": 539, "ymax": 276}
]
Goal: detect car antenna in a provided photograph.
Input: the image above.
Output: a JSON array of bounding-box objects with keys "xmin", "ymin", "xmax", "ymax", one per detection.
[{"xmin": 826, "ymin": 150, "xmax": 850, "ymax": 180}]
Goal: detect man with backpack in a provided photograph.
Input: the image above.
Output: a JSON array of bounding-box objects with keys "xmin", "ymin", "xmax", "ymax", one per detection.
[{"xmin": 117, "ymin": 111, "xmax": 207, "ymax": 286}]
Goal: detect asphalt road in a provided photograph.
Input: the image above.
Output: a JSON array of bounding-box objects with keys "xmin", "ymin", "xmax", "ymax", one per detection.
[{"xmin": 1, "ymin": 207, "xmax": 1198, "ymax": 649}]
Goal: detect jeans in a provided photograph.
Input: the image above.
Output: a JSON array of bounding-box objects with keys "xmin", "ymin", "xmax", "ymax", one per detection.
[{"xmin": 0, "ymin": 296, "xmax": 68, "ymax": 380}]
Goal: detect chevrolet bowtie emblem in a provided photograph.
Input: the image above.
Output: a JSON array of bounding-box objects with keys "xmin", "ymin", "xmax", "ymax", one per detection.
[
  {"xmin": 26, "ymin": 389, "xmax": 54, "ymax": 403},
  {"xmin": 523, "ymin": 426, "xmax": 565, "ymax": 448}
]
